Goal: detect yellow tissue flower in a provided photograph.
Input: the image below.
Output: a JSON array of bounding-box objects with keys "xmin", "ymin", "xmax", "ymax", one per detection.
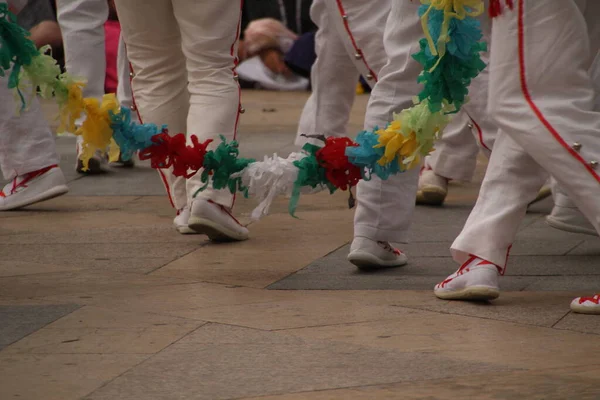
[
  {"xmin": 58, "ymin": 80, "xmax": 85, "ymax": 134},
  {"xmin": 76, "ymin": 93, "xmax": 120, "ymax": 170},
  {"xmin": 374, "ymin": 120, "xmax": 420, "ymax": 169}
]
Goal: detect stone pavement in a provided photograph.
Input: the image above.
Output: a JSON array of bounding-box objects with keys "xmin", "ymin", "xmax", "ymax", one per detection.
[{"xmin": 1, "ymin": 91, "xmax": 600, "ymax": 400}]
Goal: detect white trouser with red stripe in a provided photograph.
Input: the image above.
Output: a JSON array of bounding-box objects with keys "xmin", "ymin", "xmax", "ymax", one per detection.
[
  {"xmin": 426, "ymin": 12, "xmax": 494, "ymax": 182},
  {"xmin": 0, "ymin": 76, "xmax": 59, "ymax": 180},
  {"xmin": 295, "ymin": 0, "xmax": 390, "ymax": 146},
  {"xmin": 116, "ymin": 34, "xmax": 138, "ymax": 123},
  {"xmin": 0, "ymin": 0, "xmax": 58, "ymax": 179},
  {"xmin": 57, "ymin": 0, "xmax": 135, "ymax": 136},
  {"xmin": 353, "ymin": 0, "xmax": 427, "ymax": 244},
  {"xmin": 114, "ymin": 0, "xmax": 242, "ymax": 211},
  {"xmin": 451, "ymin": 0, "xmax": 600, "ymax": 270}
]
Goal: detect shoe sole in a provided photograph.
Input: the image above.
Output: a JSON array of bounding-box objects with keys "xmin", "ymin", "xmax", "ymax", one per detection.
[
  {"xmin": 416, "ymin": 187, "xmax": 446, "ymax": 206},
  {"xmin": 0, "ymin": 185, "xmax": 69, "ymax": 211},
  {"xmin": 109, "ymin": 160, "xmax": 135, "ymax": 168},
  {"xmin": 347, "ymin": 251, "xmax": 408, "ymax": 270},
  {"xmin": 546, "ymin": 216, "xmax": 598, "ymax": 237},
  {"xmin": 187, "ymin": 216, "xmax": 248, "ymax": 242},
  {"xmin": 570, "ymin": 304, "xmax": 600, "ymax": 315},
  {"xmin": 435, "ymin": 285, "xmax": 500, "ymax": 301},
  {"xmin": 175, "ymin": 225, "xmax": 200, "ymax": 235}
]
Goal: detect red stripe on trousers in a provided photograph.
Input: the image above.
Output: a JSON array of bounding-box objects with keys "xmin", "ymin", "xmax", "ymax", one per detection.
[
  {"xmin": 517, "ymin": 0, "xmax": 600, "ymax": 183},
  {"xmin": 471, "ymin": 118, "xmax": 491, "ymax": 152},
  {"xmin": 334, "ymin": 0, "xmax": 378, "ymax": 82},
  {"xmin": 127, "ymin": 56, "xmax": 176, "ymax": 208},
  {"xmin": 228, "ymin": 0, "xmax": 244, "ymax": 209}
]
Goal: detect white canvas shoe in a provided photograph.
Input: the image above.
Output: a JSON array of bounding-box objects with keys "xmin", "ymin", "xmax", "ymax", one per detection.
[
  {"xmin": 570, "ymin": 295, "xmax": 600, "ymax": 315},
  {"xmin": 0, "ymin": 166, "xmax": 68, "ymax": 211},
  {"xmin": 546, "ymin": 204, "xmax": 597, "ymax": 236},
  {"xmin": 347, "ymin": 237, "xmax": 408, "ymax": 270},
  {"xmin": 416, "ymin": 168, "xmax": 448, "ymax": 206},
  {"xmin": 173, "ymin": 206, "xmax": 198, "ymax": 235},
  {"xmin": 76, "ymin": 140, "xmax": 108, "ymax": 174},
  {"xmin": 434, "ymin": 256, "xmax": 500, "ymax": 300},
  {"xmin": 188, "ymin": 198, "xmax": 249, "ymax": 242}
]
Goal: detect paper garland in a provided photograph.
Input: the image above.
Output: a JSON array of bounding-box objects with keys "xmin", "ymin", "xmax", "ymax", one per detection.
[{"xmin": 1, "ymin": 0, "xmax": 486, "ymax": 218}]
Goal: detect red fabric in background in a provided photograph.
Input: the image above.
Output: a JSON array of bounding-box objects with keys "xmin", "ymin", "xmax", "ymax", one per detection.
[{"xmin": 104, "ymin": 20, "xmax": 120, "ymax": 94}]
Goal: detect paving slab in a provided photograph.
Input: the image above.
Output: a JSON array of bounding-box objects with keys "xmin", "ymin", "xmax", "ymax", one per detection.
[
  {"xmin": 247, "ymin": 367, "xmax": 600, "ymax": 400},
  {"xmin": 84, "ymin": 323, "xmax": 512, "ymax": 400},
  {"xmin": 0, "ymin": 304, "xmax": 80, "ymax": 351}
]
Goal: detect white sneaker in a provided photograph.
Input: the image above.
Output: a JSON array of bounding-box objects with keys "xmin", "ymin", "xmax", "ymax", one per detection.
[
  {"xmin": 109, "ymin": 153, "xmax": 135, "ymax": 168},
  {"xmin": 546, "ymin": 205, "xmax": 597, "ymax": 236},
  {"xmin": 76, "ymin": 141, "xmax": 108, "ymax": 174},
  {"xmin": 570, "ymin": 295, "xmax": 600, "ymax": 315},
  {"xmin": 0, "ymin": 166, "xmax": 68, "ymax": 211},
  {"xmin": 434, "ymin": 256, "xmax": 500, "ymax": 300},
  {"xmin": 173, "ymin": 206, "xmax": 198, "ymax": 235},
  {"xmin": 187, "ymin": 198, "xmax": 249, "ymax": 242},
  {"xmin": 416, "ymin": 168, "xmax": 448, "ymax": 206},
  {"xmin": 347, "ymin": 237, "xmax": 408, "ymax": 270}
]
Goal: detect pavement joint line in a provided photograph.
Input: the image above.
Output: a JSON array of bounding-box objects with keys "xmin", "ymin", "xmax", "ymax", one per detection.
[
  {"xmin": 270, "ymin": 316, "xmax": 443, "ymax": 333},
  {"xmin": 226, "ymin": 368, "xmax": 530, "ymax": 400},
  {"xmin": 262, "ymin": 242, "xmax": 351, "ymax": 290},
  {"xmin": 80, "ymin": 354, "xmax": 155, "ymax": 399},
  {"xmin": 0, "ymin": 304, "xmax": 84, "ymax": 349},
  {"xmin": 81, "ymin": 321, "xmax": 212, "ymax": 399},
  {"xmin": 550, "ymin": 310, "xmax": 573, "ymax": 329},
  {"xmin": 144, "ymin": 245, "xmax": 210, "ymax": 276},
  {"xmin": 563, "ymin": 240, "xmax": 587, "ymax": 255},
  {"xmin": 378, "ymin": 303, "xmax": 581, "ymax": 331}
]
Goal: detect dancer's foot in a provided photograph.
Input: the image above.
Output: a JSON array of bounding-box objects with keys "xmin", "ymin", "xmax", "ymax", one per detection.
[
  {"xmin": 173, "ymin": 205, "xmax": 200, "ymax": 235},
  {"xmin": 434, "ymin": 256, "xmax": 501, "ymax": 301},
  {"xmin": 188, "ymin": 199, "xmax": 249, "ymax": 242},
  {"xmin": 0, "ymin": 165, "xmax": 68, "ymax": 211},
  {"xmin": 347, "ymin": 237, "xmax": 408, "ymax": 270},
  {"xmin": 76, "ymin": 144, "xmax": 108, "ymax": 174},
  {"xmin": 570, "ymin": 295, "xmax": 600, "ymax": 315},
  {"xmin": 416, "ymin": 168, "xmax": 448, "ymax": 206},
  {"xmin": 109, "ymin": 153, "xmax": 135, "ymax": 168},
  {"xmin": 546, "ymin": 204, "xmax": 597, "ymax": 236}
]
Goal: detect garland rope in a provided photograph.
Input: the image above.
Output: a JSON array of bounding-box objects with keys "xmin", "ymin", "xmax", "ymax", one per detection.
[{"xmin": 1, "ymin": 0, "xmax": 486, "ymax": 218}]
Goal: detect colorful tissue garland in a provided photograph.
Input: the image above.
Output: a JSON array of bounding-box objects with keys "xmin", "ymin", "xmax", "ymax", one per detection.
[
  {"xmin": 1, "ymin": 0, "xmax": 486, "ymax": 218},
  {"xmin": 0, "ymin": 3, "xmax": 111, "ymax": 170}
]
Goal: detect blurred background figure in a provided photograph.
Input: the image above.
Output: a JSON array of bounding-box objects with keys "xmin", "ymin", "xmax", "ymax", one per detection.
[
  {"xmin": 15, "ymin": 0, "xmax": 64, "ymax": 68},
  {"xmin": 236, "ymin": 0, "xmax": 317, "ymax": 91},
  {"xmin": 56, "ymin": 0, "xmax": 134, "ymax": 173}
]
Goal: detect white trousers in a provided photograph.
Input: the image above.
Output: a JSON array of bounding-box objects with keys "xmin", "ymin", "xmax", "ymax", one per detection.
[
  {"xmin": 354, "ymin": 0, "xmax": 426, "ymax": 243},
  {"xmin": 426, "ymin": 8, "xmax": 494, "ymax": 182},
  {"xmin": 115, "ymin": 0, "xmax": 243, "ymax": 210},
  {"xmin": 57, "ymin": 0, "xmax": 136, "ymax": 131},
  {"xmin": 0, "ymin": 76, "xmax": 59, "ymax": 180},
  {"xmin": 452, "ymin": 0, "xmax": 600, "ymax": 269},
  {"xmin": 0, "ymin": 0, "xmax": 58, "ymax": 180},
  {"xmin": 57, "ymin": 0, "xmax": 108, "ymax": 101},
  {"xmin": 295, "ymin": 0, "xmax": 390, "ymax": 146}
]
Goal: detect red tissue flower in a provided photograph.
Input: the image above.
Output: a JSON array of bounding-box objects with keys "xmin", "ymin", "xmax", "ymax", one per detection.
[
  {"xmin": 316, "ymin": 137, "xmax": 362, "ymax": 191},
  {"xmin": 139, "ymin": 131, "xmax": 212, "ymax": 178}
]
